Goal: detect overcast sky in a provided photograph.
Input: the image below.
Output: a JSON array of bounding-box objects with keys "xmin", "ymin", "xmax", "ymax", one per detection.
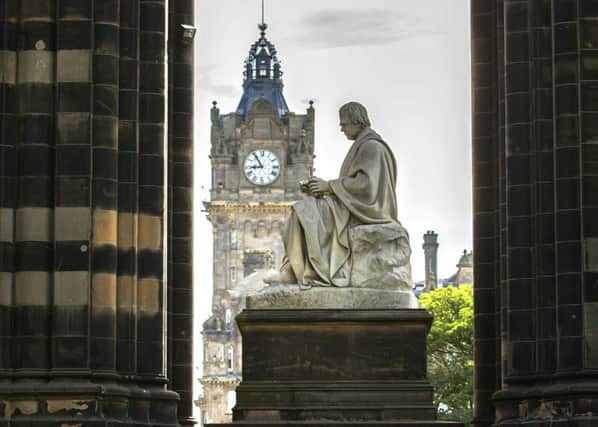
[{"xmin": 193, "ymin": 0, "xmax": 471, "ymax": 394}]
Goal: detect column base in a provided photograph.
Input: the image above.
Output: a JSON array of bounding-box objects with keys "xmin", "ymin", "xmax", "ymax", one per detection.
[
  {"xmin": 0, "ymin": 378, "xmax": 180, "ymax": 426},
  {"xmin": 493, "ymin": 382, "xmax": 598, "ymax": 426}
]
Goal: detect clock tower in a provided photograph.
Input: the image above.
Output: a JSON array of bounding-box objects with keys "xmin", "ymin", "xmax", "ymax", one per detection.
[{"xmin": 198, "ymin": 21, "xmax": 315, "ymax": 425}]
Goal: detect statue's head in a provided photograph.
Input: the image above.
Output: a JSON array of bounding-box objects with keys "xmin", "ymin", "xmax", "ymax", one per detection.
[{"xmin": 339, "ymin": 101, "xmax": 371, "ymax": 141}]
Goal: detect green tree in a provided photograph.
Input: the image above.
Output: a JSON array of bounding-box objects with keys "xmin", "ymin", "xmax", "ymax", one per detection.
[{"xmin": 419, "ymin": 284, "xmax": 473, "ymax": 424}]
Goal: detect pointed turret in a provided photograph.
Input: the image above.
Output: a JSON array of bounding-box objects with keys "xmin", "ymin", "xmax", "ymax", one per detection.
[{"xmin": 236, "ymin": 21, "xmax": 289, "ymax": 118}]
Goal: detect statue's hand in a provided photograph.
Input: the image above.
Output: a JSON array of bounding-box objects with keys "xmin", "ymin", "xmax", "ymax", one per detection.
[
  {"xmin": 308, "ymin": 177, "xmax": 330, "ymax": 197},
  {"xmin": 299, "ymin": 179, "xmax": 311, "ymax": 195}
]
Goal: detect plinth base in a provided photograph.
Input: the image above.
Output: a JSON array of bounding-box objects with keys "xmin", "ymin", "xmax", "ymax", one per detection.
[
  {"xmin": 0, "ymin": 378, "xmax": 180, "ymax": 426},
  {"xmin": 232, "ymin": 309, "xmax": 457, "ymax": 425},
  {"xmin": 246, "ymin": 286, "xmax": 417, "ymax": 309}
]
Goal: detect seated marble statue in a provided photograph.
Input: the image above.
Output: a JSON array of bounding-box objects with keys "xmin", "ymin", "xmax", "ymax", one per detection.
[{"xmin": 265, "ymin": 102, "xmax": 411, "ymax": 290}]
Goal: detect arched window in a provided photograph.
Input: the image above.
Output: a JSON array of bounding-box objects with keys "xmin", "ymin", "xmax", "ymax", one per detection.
[
  {"xmin": 256, "ymin": 221, "xmax": 266, "ymax": 238},
  {"xmin": 225, "ymin": 309, "xmax": 232, "ymax": 327},
  {"xmin": 230, "ymin": 229, "xmax": 237, "ymax": 250},
  {"xmin": 226, "ymin": 390, "xmax": 236, "ymax": 414}
]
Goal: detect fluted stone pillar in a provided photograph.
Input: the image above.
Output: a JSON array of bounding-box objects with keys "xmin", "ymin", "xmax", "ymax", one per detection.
[
  {"xmin": 0, "ymin": 0, "xmax": 195, "ymax": 424},
  {"xmin": 471, "ymin": 0, "xmax": 598, "ymax": 425},
  {"xmin": 471, "ymin": 3, "xmax": 502, "ymax": 426},
  {"xmin": 168, "ymin": 0, "xmax": 195, "ymax": 424}
]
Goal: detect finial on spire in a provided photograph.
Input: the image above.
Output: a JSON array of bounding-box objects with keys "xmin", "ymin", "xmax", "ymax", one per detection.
[{"xmin": 258, "ymin": 0, "xmax": 267, "ymax": 35}]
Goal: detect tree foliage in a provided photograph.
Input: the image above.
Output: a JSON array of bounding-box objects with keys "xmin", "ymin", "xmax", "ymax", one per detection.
[{"xmin": 419, "ymin": 284, "xmax": 473, "ymax": 424}]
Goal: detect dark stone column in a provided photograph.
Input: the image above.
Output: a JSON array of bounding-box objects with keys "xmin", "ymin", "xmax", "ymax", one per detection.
[
  {"xmin": 581, "ymin": 0, "xmax": 598, "ymax": 369},
  {"xmin": 137, "ymin": 0, "xmax": 166, "ymax": 380},
  {"xmin": 53, "ymin": 0, "xmax": 93, "ymax": 376},
  {"xmin": 90, "ymin": 0, "xmax": 120, "ymax": 376},
  {"xmin": 0, "ymin": 0, "xmax": 17, "ymax": 381},
  {"xmin": 471, "ymin": 0, "xmax": 598, "ymax": 424},
  {"xmin": 471, "ymin": 3, "xmax": 503, "ymax": 425},
  {"xmin": 168, "ymin": 0, "xmax": 196, "ymax": 425},
  {"xmin": 8, "ymin": 0, "xmax": 55, "ymax": 376},
  {"xmin": 118, "ymin": 0, "xmax": 141, "ymax": 376},
  {"xmin": 0, "ymin": 0, "xmax": 192, "ymax": 424}
]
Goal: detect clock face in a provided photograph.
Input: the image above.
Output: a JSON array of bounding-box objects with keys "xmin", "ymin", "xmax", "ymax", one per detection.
[{"xmin": 244, "ymin": 150, "xmax": 280, "ymax": 186}]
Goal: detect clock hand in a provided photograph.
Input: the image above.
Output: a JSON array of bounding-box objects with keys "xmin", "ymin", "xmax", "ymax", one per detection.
[{"xmin": 252, "ymin": 153, "xmax": 263, "ymax": 168}]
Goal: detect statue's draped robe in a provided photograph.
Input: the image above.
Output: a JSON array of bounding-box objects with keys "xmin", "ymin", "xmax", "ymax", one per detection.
[{"xmin": 283, "ymin": 127, "xmax": 398, "ymax": 287}]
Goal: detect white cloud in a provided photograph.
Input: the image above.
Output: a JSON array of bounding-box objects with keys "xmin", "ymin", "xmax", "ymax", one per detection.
[{"xmin": 296, "ymin": 9, "xmax": 444, "ymax": 48}]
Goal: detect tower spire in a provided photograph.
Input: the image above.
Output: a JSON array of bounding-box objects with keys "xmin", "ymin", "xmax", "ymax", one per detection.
[
  {"xmin": 258, "ymin": 0, "xmax": 267, "ymax": 35},
  {"xmin": 236, "ymin": 0, "xmax": 288, "ymax": 118}
]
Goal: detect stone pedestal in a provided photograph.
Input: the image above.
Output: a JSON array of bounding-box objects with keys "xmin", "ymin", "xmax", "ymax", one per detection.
[{"xmin": 217, "ymin": 309, "xmax": 462, "ymax": 426}]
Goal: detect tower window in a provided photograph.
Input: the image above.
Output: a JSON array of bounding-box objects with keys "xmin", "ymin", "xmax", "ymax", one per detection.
[
  {"xmin": 230, "ymin": 230, "xmax": 237, "ymax": 250},
  {"xmin": 230, "ymin": 267, "xmax": 237, "ymax": 282},
  {"xmin": 256, "ymin": 221, "xmax": 267, "ymax": 238},
  {"xmin": 227, "ymin": 347, "xmax": 234, "ymax": 373},
  {"xmin": 259, "ymin": 69, "xmax": 267, "ymax": 76},
  {"xmin": 243, "ymin": 249, "xmax": 273, "ymax": 276},
  {"xmin": 225, "ymin": 309, "xmax": 232, "ymax": 327}
]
